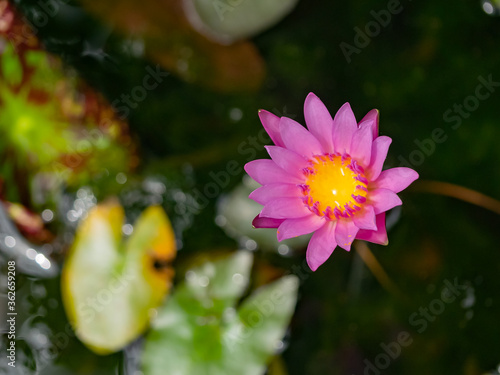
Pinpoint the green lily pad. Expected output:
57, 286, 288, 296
187, 0, 299, 44
61, 201, 176, 355
142, 251, 299, 375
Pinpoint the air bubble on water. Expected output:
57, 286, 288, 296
278, 244, 290, 256
5, 235, 16, 248
116, 172, 127, 184
232, 273, 245, 285
26, 248, 37, 260
229, 108, 243, 122
186, 270, 196, 282
41, 209, 54, 222
215, 215, 227, 227
122, 224, 133, 236
198, 276, 209, 287
244, 239, 257, 251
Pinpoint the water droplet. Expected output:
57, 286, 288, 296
482, 0, 500, 15
26, 248, 37, 260
5, 236, 16, 248
244, 239, 257, 251
41, 209, 54, 222
74, 198, 86, 211
483, 2, 493, 13
122, 224, 133, 236
129, 39, 145, 57
35, 254, 51, 270
198, 276, 210, 287
77, 188, 88, 199
223, 307, 236, 320
215, 215, 227, 227
173, 191, 186, 202
232, 273, 245, 285
229, 108, 243, 122
186, 270, 196, 282
116, 172, 127, 184
278, 244, 290, 255
67, 210, 79, 222
143, 179, 166, 194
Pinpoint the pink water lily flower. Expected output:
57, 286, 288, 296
244, 93, 418, 271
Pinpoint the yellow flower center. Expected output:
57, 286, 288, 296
302, 154, 367, 220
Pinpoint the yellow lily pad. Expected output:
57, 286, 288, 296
61, 200, 176, 354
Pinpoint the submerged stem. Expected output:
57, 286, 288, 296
354, 240, 404, 299
412, 180, 500, 216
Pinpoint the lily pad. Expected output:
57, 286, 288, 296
61, 201, 176, 354
142, 251, 299, 375
186, 0, 299, 44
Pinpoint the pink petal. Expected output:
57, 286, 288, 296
335, 219, 359, 251
356, 213, 388, 245
258, 110, 284, 147
249, 183, 302, 205
371, 168, 419, 193
350, 123, 373, 167
252, 214, 284, 229
265, 146, 308, 179
306, 221, 337, 271
304, 93, 334, 152
332, 102, 358, 155
244, 160, 302, 185
352, 205, 377, 230
260, 197, 311, 219
277, 214, 325, 241
366, 136, 392, 181
358, 109, 379, 139
368, 188, 402, 214
279, 117, 324, 158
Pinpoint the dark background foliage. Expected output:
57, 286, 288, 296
2, 0, 500, 373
